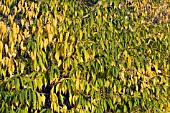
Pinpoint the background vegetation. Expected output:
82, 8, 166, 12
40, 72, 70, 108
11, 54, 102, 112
0, 0, 170, 112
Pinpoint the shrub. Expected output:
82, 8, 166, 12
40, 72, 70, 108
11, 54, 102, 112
0, 0, 170, 112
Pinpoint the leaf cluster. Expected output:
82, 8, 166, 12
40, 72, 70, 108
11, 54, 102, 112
0, 0, 170, 112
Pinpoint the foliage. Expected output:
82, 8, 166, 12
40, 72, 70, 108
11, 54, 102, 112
0, 0, 170, 112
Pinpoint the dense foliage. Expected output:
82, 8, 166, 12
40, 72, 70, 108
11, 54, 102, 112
0, 0, 170, 112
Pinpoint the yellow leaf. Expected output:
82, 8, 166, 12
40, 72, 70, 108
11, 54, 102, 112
30, 2, 35, 9
86, 83, 90, 94
134, 76, 138, 84
154, 62, 158, 74
58, 60, 62, 67
21, 19, 25, 26
31, 50, 36, 60
80, 81, 85, 91
23, 29, 28, 38
128, 55, 131, 67
9, 15, 14, 23
59, 32, 63, 42
117, 97, 121, 103
32, 25, 36, 32
69, 93, 72, 106
67, 19, 72, 25
0, 22, 7, 33
55, 83, 61, 93
76, 79, 79, 90
103, 2, 108, 8
97, 9, 101, 16
114, 84, 116, 94
58, 26, 62, 33
20, 62, 25, 73
123, 50, 128, 58
103, 14, 107, 22
40, 61, 46, 72
43, 39, 49, 50
53, 101, 58, 112
41, 94, 45, 105
104, 80, 110, 87
4, 44, 8, 55
12, 22, 17, 36
79, 30, 83, 40
46, 24, 51, 33
142, 0, 147, 6
146, 65, 152, 76
113, 97, 116, 104
16, 24, 19, 34
111, 61, 116, 66
0, 41, 3, 62
92, 105, 95, 113
48, 33, 53, 42
55, 51, 60, 62
0, 41, 3, 52
13, 6, 17, 15
17, 34, 22, 44
100, 40, 105, 50
11, 41, 15, 53
53, 18, 57, 27
70, 35, 75, 44
64, 41, 68, 57
50, 87, 55, 101
20, 41, 26, 51
67, 44, 73, 57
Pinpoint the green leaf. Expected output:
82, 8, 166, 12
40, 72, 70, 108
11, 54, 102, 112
33, 79, 37, 90
37, 93, 41, 110
134, 92, 138, 98
97, 107, 103, 113
103, 99, 107, 111
10, 109, 15, 113
59, 93, 64, 105
20, 62, 25, 73
107, 99, 113, 109
155, 86, 160, 96
128, 100, 132, 110
67, 80, 71, 93
124, 105, 127, 112
15, 78, 20, 90
22, 106, 28, 113
32, 92, 37, 109
37, 77, 43, 90
40, 109, 48, 113
20, 90, 26, 104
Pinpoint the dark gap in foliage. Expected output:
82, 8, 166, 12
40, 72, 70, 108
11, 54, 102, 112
80, 0, 98, 7
41, 84, 52, 109
58, 91, 75, 110
37, 83, 75, 110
